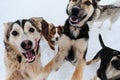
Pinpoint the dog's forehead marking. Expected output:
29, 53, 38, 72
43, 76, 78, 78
12, 19, 27, 30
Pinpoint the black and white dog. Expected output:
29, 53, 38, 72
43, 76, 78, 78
87, 34, 120, 80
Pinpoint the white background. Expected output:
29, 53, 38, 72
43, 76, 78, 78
0, 0, 120, 80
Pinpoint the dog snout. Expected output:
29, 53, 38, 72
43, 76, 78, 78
56, 37, 59, 41
21, 40, 33, 50
71, 7, 80, 16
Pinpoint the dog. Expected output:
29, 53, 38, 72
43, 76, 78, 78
42, 23, 63, 51
3, 17, 47, 80
87, 34, 120, 80
90, 0, 120, 30
36, 0, 99, 80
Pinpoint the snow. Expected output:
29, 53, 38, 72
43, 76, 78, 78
0, 0, 120, 80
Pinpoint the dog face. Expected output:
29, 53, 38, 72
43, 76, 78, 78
48, 24, 63, 45
4, 17, 43, 63
67, 0, 98, 27
111, 51, 120, 70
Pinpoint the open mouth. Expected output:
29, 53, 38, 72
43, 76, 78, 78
22, 50, 35, 63
22, 39, 39, 63
69, 15, 87, 24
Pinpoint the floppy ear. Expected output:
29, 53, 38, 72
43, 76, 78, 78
30, 17, 43, 30
59, 25, 64, 32
48, 23, 54, 31
3, 22, 12, 41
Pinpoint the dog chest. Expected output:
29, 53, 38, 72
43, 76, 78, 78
65, 46, 76, 63
63, 20, 89, 40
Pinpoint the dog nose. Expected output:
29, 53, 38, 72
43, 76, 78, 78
21, 40, 32, 50
56, 37, 59, 41
71, 7, 80, 16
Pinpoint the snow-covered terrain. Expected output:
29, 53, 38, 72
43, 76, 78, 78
0, 0, 120, 80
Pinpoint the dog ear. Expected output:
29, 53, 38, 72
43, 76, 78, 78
40, 19, 49, 40
30, 17, 43, 30
59, 25, 64, 32
48, 23, 54, 30
3, 22, 13, 41
30, 17, 43, 23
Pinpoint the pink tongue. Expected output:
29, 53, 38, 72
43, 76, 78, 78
26, 52, 33, 60
71, 17, 78, 21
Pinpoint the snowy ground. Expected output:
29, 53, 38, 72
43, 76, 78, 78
0, 0, 120, 80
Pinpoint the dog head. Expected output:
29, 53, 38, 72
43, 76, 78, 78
4, 17, 43, 63
66, 0, 98, 27
48, 24, 63, 45
111, 51, 120, 70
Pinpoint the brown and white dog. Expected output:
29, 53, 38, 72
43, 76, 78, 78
36, 0, 99, 80
3, 17, 47, 80
42, 23, 63, 51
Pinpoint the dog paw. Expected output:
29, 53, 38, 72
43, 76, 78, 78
86, 60, 92, 65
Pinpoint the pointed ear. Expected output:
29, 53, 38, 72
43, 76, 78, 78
30, 17, 43, 30
3, 22, 13, 41
48, 23, 54, 30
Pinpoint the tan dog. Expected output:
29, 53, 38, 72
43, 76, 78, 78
36, 0, 99, 80
4, 17, 45, 80
42, 23, 63, 50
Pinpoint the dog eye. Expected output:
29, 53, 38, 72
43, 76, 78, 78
12, 31, 19, 36
84, 1, 91, 6
29, 28, 35, 33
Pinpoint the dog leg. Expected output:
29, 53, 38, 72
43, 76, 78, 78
6, 70, 24, 80
35, 49, 67, 80
71, 59, 85, 80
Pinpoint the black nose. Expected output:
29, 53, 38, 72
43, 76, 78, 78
71, 7, 80, 16
21, 40, 32, 50
56, 37, 59, 41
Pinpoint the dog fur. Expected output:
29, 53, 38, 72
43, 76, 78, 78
87, 34, 120, 80
90, 0, 120, 30
42, 23, 63, 50
36, 0, 99, 80
4, 17, 45, 80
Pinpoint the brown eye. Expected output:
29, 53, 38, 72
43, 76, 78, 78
29, 28, 34, 33
84, 1, 91, 6
12, 31, 19, 36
